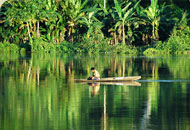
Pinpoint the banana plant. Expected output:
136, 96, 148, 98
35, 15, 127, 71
98, 4, 119, 44
46, 13, 66, 43
114, 0, 140, 45
144, 0, 165, 41
79, 6, 103, 38
4, 0, 38, 42
3, 0, 32, 42
60, 0, 88, 43
27, 0, 58, 40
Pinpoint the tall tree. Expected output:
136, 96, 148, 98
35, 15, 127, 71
60, 0, 88, 43
79, 6, 103, 38
144, 0, 165, 41
114, 0, 140, 45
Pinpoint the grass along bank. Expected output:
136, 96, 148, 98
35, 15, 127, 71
0, 37, 138, 54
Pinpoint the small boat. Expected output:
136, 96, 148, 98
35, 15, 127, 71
78, 81, 141, 86
75, 76, 141, 82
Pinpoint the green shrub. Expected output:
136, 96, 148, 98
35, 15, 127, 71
74, 34, 109, 53
2, 42, 10, 52
56, 42, 74, 53
110, 44, 137, 54
165, 26, 190, 54
160, 12, 190, 54
74, 34, 137, 54
30, 38, 45, 52
20, 48, 26, 54
30, 38, 56, 53
9, 44, 19, 53
0, 42, 5, 52
0, 42, 19, 53
143, 25, 190, 54
143, 48, 159, 55
30, 38, 73, 53
153, 25, 190, 54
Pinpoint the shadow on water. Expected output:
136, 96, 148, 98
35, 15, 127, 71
1, 54, 190, 130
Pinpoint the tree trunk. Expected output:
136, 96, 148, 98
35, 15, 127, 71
118, 26, 121, 42
37, 21, 40, 38
27, 21, 32, 43
155, 24, 159, 40
68, 27, 74, 44
128, 25, 132, 44
122, 23, 125, 45
152, 23, 155, 41
33, 22, 36, 33
114, 31, 118, 45
104, 0, 106, 9
60, 31, 65, 42
56, 30, 59, 43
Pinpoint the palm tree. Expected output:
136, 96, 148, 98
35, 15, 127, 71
113, 0, 140, 45
144, 0, 165, 41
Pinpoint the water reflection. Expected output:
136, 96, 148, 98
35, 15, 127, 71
88, 83, 100, 96
0, 54, 190, 130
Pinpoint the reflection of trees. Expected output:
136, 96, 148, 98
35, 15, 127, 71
0, 54, 190, 129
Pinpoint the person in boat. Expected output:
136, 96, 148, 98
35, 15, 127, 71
88, 67, 100, 80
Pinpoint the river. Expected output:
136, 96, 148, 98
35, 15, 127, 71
0, 54, 190, 130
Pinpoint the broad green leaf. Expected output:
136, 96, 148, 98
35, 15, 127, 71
114, 0, 122, 19
114, 21, 122, 29
122, 2, 131, 12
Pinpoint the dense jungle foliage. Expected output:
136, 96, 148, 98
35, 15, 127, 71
0, 0, 190, 54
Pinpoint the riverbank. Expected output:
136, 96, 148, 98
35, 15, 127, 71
1, 15, 190, 55
0, 0, 189, 55
1, 25, 190, 55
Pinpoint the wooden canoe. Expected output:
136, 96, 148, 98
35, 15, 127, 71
75, 76, 141, 82
77, 81, 141, 86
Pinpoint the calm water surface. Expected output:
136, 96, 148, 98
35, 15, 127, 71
0, 54, 190, 130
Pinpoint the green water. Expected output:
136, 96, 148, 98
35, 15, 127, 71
0, 54, 190, 130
